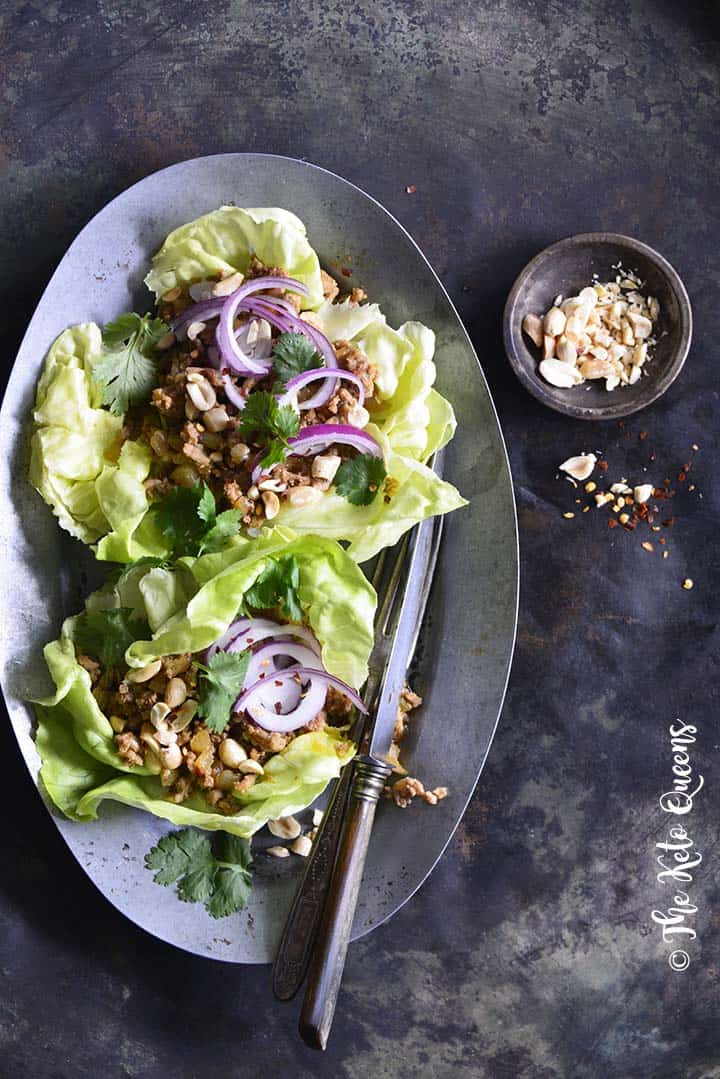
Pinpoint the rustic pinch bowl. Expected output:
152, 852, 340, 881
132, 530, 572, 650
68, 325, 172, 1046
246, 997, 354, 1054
503, 233, 692, 420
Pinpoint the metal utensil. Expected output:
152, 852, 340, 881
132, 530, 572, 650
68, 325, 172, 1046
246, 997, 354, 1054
272, 454, 445, 1003
297, 492, 445, 1048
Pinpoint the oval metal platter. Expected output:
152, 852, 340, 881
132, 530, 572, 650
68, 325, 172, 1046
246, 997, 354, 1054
0, 154, 518, 963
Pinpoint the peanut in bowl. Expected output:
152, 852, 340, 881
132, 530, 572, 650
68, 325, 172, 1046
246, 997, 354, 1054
503, 232, 692, 420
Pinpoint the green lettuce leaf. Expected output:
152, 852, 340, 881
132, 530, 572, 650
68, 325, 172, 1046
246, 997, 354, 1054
72, 729, 354, 838
273, 425, 465, 564
33, 535, 373, 835
31, 212, 465, 565
144, 206, 324, 309
126, 531, 376, 690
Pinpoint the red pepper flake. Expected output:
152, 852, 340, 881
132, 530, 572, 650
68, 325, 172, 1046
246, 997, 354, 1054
623, 520, 637, 531
659, 536, 667, 545
639, 430, 648, 441
663, 517, 674, 527
598, 461, 609, 472
341, 267, 352, 277
664, 478, 671, 486
274, 680, 284, 687
405, 184, 417, 194
608, 518, 618, 529
274, 702, 283, 714
678, 472, 687, 482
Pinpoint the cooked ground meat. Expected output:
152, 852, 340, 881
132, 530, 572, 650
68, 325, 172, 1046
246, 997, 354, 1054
87, 638, 351, 814
122, 262, 381, 523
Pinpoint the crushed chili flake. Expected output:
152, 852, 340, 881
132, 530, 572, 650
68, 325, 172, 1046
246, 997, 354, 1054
405, 184, 417, 194
608, 518, 618, 528
598, 461, 609, 472
663, 517, 674, 527
639, 430, 648, 441
678, 472, 687, 482
341, 267, 352, 277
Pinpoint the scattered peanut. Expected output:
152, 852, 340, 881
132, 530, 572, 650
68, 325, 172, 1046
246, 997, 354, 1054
268, 816, 302, 840
126, 659, 162, 684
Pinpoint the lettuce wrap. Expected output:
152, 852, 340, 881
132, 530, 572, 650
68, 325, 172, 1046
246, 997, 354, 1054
30, 206, 465, 564
34, 533, 375, 837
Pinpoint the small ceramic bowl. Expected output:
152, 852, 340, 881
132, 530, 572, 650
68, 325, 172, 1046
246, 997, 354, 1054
503, 233, 692, 419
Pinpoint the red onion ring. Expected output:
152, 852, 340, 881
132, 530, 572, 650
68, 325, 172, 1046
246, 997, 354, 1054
288, 423, 382, 458
245, 641, 319, 686
233, 665, 365, 733
251, 423, 382, 485
278, 368, 366, 411
221, 372, 249, 412
217, 277, 308, 375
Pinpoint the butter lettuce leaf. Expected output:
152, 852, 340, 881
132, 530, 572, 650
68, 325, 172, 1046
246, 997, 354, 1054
33, 535, 373, 835
144, 206, 324, 309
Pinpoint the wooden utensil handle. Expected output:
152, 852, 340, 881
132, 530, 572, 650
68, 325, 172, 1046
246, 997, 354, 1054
272, 762, 354, 1001
299, 756, 391, 1050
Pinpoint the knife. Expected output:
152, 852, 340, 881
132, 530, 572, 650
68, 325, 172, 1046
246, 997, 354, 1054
271, 452, 445, 1005
297, 471, 445, 1048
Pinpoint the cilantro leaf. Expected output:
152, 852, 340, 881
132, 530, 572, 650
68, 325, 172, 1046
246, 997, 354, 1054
93, 312, 169, 414
152, 483, 241, 558
334, 453, 388, 505
145, 828, 253, 919
272, 332, 323, 387
153, 486, 209, 557
74, 607, 150, 669
197, 483, 217, 524
197, 650, 251, 734
145, 828, 210, 885
242, 555, 303, 621
236, 390, 300, 469
198, 509, 243, 555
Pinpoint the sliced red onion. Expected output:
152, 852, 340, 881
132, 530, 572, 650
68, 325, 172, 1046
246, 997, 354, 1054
228, 623, 321, 657
278, 368, 365, 411
221, 373, 249, 412
234, 667, 327, 733
217, 277, 308, 376
288, 424, 382, 458
287, 667, 367, 713
233, 664, 366, 733
245, 641, 320, 686
172, 298, 225, 338
242, 296, 338, 370
205, 618, 253, 662
251, 423, 382, 485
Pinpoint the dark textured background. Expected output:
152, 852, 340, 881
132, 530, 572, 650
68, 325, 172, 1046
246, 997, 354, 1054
1, 3, 719, 1077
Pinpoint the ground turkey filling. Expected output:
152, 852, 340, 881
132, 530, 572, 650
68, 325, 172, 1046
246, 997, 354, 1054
125, 260, 380, 523
77, 646, 354, 814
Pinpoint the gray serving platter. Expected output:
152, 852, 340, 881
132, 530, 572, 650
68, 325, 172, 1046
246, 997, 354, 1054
0, 154, 518, 963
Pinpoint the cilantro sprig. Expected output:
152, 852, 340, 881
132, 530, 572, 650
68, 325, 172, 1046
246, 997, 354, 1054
74, 607, 150, 669
272, 332, 323, 388
242, 555, 303, 621
145, 828, 253, 919
93, 312, 169, 414
152, 483, 241, 559
334, 453, 387, 505
196, 651, 251, 734
236, 391, 300, 469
